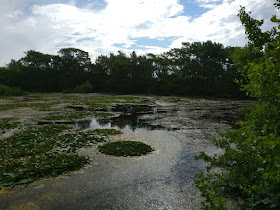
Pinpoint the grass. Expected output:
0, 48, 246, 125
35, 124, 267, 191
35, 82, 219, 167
0, 125, 122, 189
98, 141, 154, 157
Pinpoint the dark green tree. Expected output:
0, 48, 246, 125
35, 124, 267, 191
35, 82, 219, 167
58, 48, 92, 90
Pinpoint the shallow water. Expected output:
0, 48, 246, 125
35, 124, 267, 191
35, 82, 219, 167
0, 128, 18, 139
0, 96, 253, 209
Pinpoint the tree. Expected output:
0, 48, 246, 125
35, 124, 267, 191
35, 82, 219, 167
58, 48, 92, 90
195, 1, 280, 209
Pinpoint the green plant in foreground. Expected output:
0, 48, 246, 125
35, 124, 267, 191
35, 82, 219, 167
98, 141, 154, 157
195, 1, 280, 209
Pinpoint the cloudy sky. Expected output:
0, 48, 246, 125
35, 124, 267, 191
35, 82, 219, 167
1, 0, 278, 66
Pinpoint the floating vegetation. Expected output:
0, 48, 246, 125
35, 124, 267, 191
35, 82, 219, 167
0, 95, 148, 112
73, 96, 149, 109
90, 128, 122, 136
0, 118, 20, 130
0, 94, 151, 189
41, 111, 114, 121
98, 141, 154, 157
0, 102, 59, 111
0, 124, 122, 189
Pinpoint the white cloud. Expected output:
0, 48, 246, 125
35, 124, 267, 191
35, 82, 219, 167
0, 0, 278, 65
170, 0, 278, 48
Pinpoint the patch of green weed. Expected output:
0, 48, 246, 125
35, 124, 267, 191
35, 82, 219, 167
98, 141, 154, 157
0, 118, 20, 130
73, 96, 149, 109
41, 111, 113, 121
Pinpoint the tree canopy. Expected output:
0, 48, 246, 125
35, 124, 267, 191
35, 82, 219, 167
0, 42, 243, 97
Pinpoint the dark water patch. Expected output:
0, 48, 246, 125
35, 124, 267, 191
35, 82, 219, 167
38, 104, 174, 131
75, 104, 174, 131
75, 115, 175, 131
66, 105, 89, 111
110, 104, 155, 114
38, 120, 73, 125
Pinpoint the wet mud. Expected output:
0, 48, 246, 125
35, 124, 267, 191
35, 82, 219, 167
0, 95, 254, 210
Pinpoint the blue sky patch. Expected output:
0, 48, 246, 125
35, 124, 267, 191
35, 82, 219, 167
180, 0, 210, 19
127, 37, 179, 50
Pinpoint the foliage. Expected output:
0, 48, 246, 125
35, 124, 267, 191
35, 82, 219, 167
72, 81, 93, 93
195, 1, 280, 209
0, 84, 26, 96
98, 141, 154, 157
0, 42, 243, 97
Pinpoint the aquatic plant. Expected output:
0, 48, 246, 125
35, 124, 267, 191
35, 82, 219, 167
41, 111, 114, 121
98, 141, 154, 157
0, 125, 122, 189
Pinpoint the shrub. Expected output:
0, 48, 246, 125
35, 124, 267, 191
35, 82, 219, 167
73, 81, 93, 93
195, 1, 280, 209
0, 84, 26, 96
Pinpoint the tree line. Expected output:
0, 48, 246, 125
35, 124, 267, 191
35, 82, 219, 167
0, 41, 244, 97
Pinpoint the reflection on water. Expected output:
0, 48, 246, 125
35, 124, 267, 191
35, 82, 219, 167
75, 115, 174, 131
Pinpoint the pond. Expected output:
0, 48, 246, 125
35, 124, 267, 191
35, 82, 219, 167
0, 94, 254, 210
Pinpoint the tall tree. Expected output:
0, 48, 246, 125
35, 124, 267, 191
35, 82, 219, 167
58, 48, 92, 90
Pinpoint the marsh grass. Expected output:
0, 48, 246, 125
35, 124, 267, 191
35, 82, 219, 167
98, 141, 154, 157
0, 124, 122, 189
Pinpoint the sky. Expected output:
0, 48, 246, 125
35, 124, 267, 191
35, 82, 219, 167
0, 0, 278, 66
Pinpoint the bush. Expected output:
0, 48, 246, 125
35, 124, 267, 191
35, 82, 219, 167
63, 81, 93, 94
195, 1, 280, 209
74, 81, 93, 93
0, 84, 26, 96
